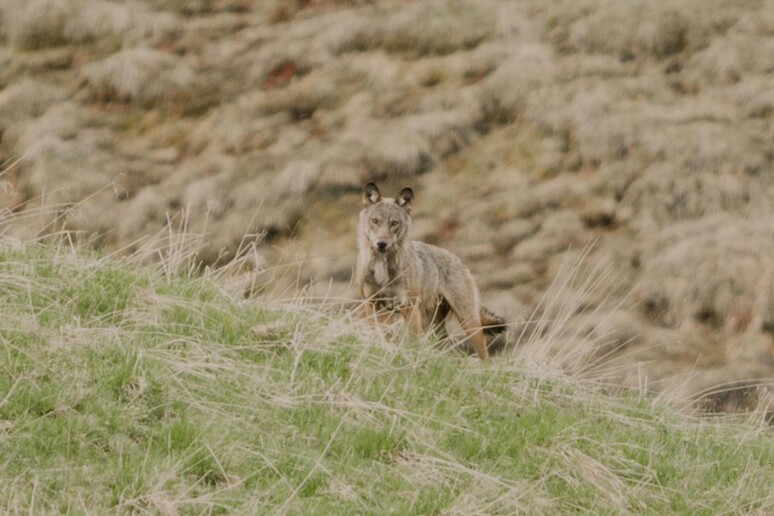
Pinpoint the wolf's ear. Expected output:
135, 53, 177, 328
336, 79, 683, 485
364, 182, 381, 204
397, 187, 414, 210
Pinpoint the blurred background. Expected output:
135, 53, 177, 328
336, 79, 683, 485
0, 0, 772, 413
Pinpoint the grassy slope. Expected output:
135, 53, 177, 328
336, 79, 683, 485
1, 238, 774, 514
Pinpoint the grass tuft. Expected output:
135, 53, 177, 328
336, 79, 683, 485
1, 236, 774, 513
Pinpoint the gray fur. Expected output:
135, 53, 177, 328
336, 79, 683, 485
355, 183, 505, 359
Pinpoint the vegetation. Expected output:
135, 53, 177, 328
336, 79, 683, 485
1, 0, 773, 418
2, 237, 774, 513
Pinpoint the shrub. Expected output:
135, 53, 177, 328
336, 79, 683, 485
82, 48, 195, 108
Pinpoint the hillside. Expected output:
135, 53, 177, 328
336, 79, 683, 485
1, 0, 773, 406
2, 237, 774, 513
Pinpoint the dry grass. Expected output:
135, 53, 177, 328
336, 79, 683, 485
82, 48, 197, 108
0, 79, 66, 127
552, 0, 735, 59
0, 0, 133, 49
339, 0, 498, 57
2, 0, 774, 408
2, 235, 774, 513
640, 215, 774, 334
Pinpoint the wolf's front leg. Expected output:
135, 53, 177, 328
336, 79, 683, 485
360, 301, 404, 341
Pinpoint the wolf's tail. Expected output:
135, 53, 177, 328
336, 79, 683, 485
480, 307, 507, 336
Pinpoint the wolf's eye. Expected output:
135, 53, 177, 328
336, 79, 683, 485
390, 220, 400, 228
370, 218, 379, 225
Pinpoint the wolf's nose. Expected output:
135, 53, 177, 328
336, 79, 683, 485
376, 241, 387, 252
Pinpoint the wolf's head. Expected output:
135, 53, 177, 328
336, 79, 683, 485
358, 182, 414, 254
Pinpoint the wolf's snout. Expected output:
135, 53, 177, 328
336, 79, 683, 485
376, 241, 388, 252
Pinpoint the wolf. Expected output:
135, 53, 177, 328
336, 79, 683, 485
355, 182, 506, 360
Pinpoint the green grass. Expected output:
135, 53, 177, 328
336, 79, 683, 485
1, 238, 774, 514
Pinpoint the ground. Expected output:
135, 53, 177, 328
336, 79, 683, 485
1, 0, 773, 409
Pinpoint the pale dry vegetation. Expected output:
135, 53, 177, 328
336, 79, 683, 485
1, 0, 773, 407
82, 48, 197, 107
641, 215, 774, 333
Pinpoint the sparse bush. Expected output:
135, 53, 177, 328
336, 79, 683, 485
0, 0, 75, 49
684, 34, 774, 87
0, 0, 133, 49
340, 0, 497, 56
539, 84, 642, 166
328, 105, 482, 181
144, 0, 213, 15
567, 5, 688, 59
733, 76, 774, 119
257, 64, 361, 118
625, 161, 749, 225
479, 47, 556, 124
511, 210, 586, 262
82, 47, 195, 108
15, 102, 83, 152
542, 0, 737, 60
639, 215, 774, 333
188, 86, 286, 154
625, 122, 772, 224
0, 80, 67, 130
